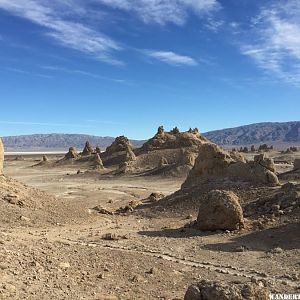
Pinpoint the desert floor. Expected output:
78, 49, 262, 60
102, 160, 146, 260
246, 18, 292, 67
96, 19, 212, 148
1, 154, 299, 299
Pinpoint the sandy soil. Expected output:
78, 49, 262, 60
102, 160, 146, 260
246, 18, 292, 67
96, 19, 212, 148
1, 154, 299, 299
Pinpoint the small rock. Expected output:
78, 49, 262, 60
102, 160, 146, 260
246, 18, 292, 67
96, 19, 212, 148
131, 275, 143, 283
93, 206, 114, 215
146, 267, 156, 275
102, 233, 119, 241
270, 247, 283, 254
20, 216, 30, 222
59, 262, 70, 269
235, 245, 248, 252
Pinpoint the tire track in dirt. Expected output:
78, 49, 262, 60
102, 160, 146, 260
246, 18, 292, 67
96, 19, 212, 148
63, 237, 298, 289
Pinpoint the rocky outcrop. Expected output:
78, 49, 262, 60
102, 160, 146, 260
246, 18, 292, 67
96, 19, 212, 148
64, 147, 79, 160
0, 138, 4, 175
125, 147, 136, 162
138, 126, 208, 153
294, 158, 300, 170
93, 153, 104, 170
82, 141, 94, 156
183, 143, 279, 188
184, 280, 269, 300
158, 157, 168, 167
197, 190, 244, 231
115, 162, 134, 175
95, 146, 101, 154
244, 182, 300, 219
129, 127, 208, 176
101, 136, 136, 166
179, 148, 197, 167
254, 154, 275, 172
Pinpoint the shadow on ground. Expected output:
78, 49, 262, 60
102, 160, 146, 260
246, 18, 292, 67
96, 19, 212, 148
138, 226, 218, 238
138, 223, 300, 252
202, 223, 300, 252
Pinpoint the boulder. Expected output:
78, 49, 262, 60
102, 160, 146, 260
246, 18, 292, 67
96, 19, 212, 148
147, 192, 165, 202
294, 159, 300, 170
0, 138, 4, 175
64, 147, 79, 160
197, 190, 244, 231
82, 141, 94, 156
184, 280, 269, 300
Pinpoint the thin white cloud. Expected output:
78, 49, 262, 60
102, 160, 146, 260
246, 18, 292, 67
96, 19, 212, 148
145, 50, 198, 66
41, 65, 126, 83
95, 0, 220, 26
5, 67, 53, 79
0, 0, 123, 65
241, 0, 300, 86
0, 121, 93, 128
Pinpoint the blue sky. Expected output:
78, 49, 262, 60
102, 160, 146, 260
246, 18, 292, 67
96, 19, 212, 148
0, 0, 299, 139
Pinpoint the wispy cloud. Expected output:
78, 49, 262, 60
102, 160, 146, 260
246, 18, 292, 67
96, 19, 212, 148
41, 65, 126, 83
145, 50, 198, 66
5, 67, 52, 79
240, 0, 300, 86
94, 0, 220, 26
0, 120, 93, 128
0, 0, 123, 65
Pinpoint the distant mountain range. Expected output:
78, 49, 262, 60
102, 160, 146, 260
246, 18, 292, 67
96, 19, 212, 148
2, 134, 145, 152
203, 121, 300, 147
2, 121, 300, 152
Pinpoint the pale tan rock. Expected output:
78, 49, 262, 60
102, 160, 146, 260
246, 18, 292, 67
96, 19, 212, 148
0, 138, 4, 175
294, 158, 300, 170
65, 147, 79, 160
82, 141, 93, 156
183, 143, 279, 188
197, 190, 244, 231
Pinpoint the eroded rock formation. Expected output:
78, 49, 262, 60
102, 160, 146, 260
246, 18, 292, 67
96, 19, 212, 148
64, 147, 79, 160
294, 158, 300, 170
0, 138, 4, 175
101, 136, 136, 166
82, 141, 94, 156
93, 153, 104, 169
139, 126, 208, 153
183, 143, 279, 188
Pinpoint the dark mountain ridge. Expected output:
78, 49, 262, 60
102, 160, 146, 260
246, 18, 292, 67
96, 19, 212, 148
203, 121, 300, 146
2, 121, 300, 151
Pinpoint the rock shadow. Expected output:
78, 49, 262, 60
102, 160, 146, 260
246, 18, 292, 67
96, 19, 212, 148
203, 223, 300, 252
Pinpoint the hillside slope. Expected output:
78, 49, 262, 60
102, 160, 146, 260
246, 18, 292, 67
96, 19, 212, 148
2, 134, 144, 151
203, 121, 300, 146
